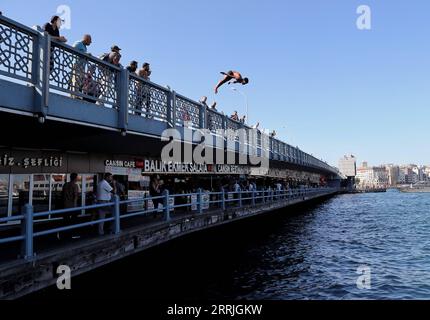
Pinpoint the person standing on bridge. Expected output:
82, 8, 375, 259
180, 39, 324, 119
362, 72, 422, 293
58, 173, 80, 240
96, 173, 114, 236
43, 15, 67, 73
136, 62, 152, 116
214, 71, 249, 94
43, 15, 67, 43
71, 34, 92, 99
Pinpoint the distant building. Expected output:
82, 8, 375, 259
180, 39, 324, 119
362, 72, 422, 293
386, 165, 399, 187
338, 155, 357, 177
356, 162, 388, 189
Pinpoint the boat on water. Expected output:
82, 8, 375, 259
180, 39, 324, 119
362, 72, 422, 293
399, 182, 430, 193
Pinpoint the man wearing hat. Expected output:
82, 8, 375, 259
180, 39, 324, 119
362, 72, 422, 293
111, 45, 121, 53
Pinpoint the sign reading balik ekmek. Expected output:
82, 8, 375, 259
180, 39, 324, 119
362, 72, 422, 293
0, 154, 63, 168
143, 160, 251, 175
104, 159, 253, 175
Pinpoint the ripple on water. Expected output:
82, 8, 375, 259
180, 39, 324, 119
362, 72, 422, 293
230, 191, 430, 300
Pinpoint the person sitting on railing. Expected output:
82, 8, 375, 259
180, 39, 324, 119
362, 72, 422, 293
199, 96, 208, 107
252, 122, 260, 130
214, 70, 249, 94
70, 34, 92, 99
230, 111, 239, 121
210, 101, 218, 111
136, 62, 152, 117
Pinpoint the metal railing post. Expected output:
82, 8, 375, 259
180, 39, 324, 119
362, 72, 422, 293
170, 90, 177, 128
252, 190, 256, 206
21, 204, 34, 261
163, 190, 171, 221
221, 189, 226, 211
113, 195, 121, 235
239, 190, 242, 208
199, 103, 207, 129
118, 68, 129, 131
167, 89, 176, 128
197, 188, 203, 214
33, 32, 50, 116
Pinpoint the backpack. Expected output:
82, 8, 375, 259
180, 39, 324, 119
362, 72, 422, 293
99, 52, 110, 62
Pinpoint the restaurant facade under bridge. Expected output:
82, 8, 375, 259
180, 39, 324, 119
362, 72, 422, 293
0, 147, 330, 222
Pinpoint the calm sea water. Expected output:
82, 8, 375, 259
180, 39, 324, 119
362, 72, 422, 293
31, 190, 430, 300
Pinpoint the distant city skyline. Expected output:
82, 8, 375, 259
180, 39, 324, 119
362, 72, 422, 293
2, 0, 429, 166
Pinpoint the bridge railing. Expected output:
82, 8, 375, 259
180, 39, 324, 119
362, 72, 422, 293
49, 40, 122, 108
128, 73, 170, 122
175, 93, 202, 129
0, 15, 39, 84
0, 14, 339, 175
0, 187, 338, 262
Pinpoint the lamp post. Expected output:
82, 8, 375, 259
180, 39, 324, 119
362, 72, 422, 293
231, 87, 249, 124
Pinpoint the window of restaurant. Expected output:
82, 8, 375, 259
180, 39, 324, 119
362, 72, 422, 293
0, 173, 96, 223
11, 174, 31, 217
0, 174, 10, 218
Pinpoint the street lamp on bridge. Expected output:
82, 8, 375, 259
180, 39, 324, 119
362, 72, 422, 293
231, 87, 249, 124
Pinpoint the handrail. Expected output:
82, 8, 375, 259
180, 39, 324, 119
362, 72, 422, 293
0, 187, 339, 262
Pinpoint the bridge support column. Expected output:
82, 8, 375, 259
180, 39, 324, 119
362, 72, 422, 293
32, 32, 50, 119
118, 69, 129, 133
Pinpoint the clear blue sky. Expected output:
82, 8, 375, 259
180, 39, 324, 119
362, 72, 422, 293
2, 0, 430, 167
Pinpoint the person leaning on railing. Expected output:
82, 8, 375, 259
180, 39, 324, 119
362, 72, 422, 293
136, 62, 152, 117
98, 51, 122, 105
70, 34, 92, 99
43, 15, 67, 72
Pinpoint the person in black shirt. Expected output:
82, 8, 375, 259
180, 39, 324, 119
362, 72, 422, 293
43, 15, 67, 42
126, 60, 138, 74
44, 16, 67, 73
